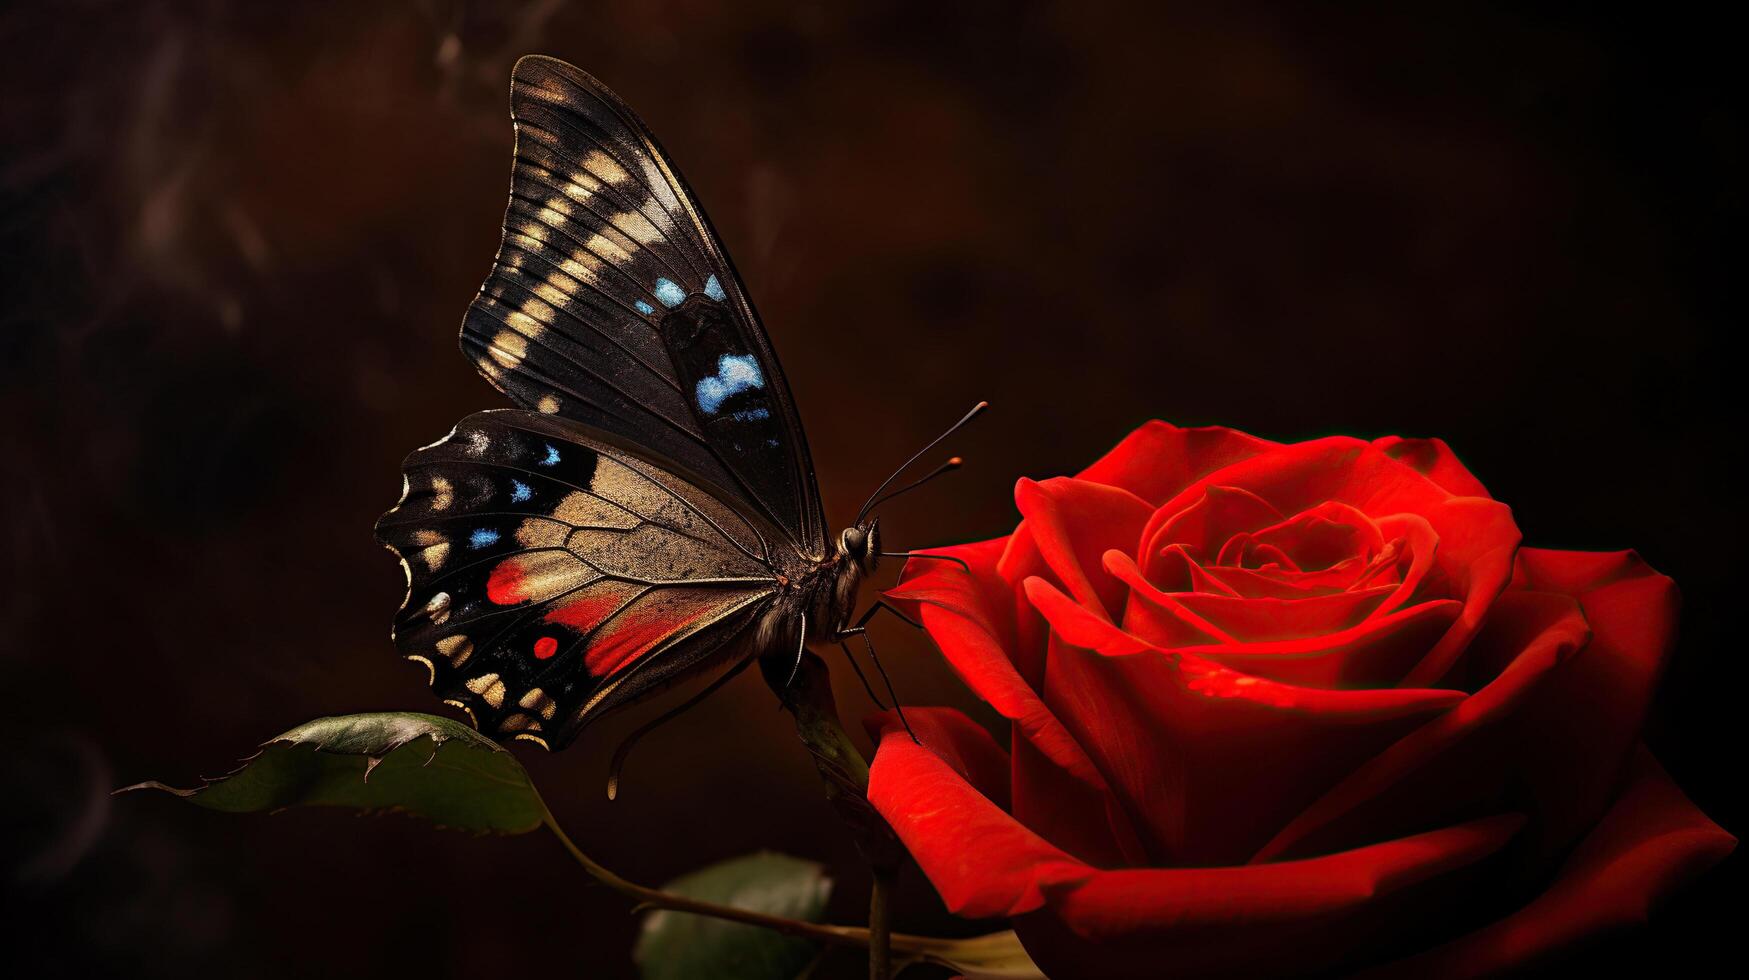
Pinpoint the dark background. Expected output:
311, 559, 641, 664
2, 2, 1739, 977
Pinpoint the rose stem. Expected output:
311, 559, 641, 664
543, 801, 1035, 975
760, 649, 908, 980
539, 805, 913, 952
869, 864, 895, 980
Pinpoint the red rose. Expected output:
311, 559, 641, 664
869, 422, 1733, 978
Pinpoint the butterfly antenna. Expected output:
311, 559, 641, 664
856, 401, 988, 524
862, 457, 962, 515
606, 658, 752, 800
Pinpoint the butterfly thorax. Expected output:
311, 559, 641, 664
794, 518, 881, 640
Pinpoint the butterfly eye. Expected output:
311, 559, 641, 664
840, 527, 867, 558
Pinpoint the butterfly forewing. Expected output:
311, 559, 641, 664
463, 54, 826, 559
376, 410, 797, 748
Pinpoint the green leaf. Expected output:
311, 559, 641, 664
635, 852, 833, 980
121, 712, 545, 834
910, 930, 1046, 979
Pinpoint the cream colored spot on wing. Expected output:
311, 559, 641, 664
552, 490, 640, 529
500, 713, 542, 733
423, 591, 452, 625
580, 231, 634, 264
436, 634, 474, 668
521, 293, 556, 323
422, 541, 451, 571
489, 330, 528, 369
563, 176, 597, 204
406, 655, 436, 684
588, 457, 670, 520
430, 476, 454, 511
506, 311, 544, 337
537, 201, 571, 226
443, 699, 479, 727
514, 517, 569, 548
491, 551, 595, 603
559, 250, 604, 284
465, 673, 506, 709
533, 279, 570, 309
581, 149, 630, 185
610, 210, 663, 246
588, 458, 725, 542
537, 394, 561, 414
519, 688, 558, 721
571, 523, 763, 581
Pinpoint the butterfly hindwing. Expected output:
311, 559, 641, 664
462, 54, 826, 560
376, 410, 796, 748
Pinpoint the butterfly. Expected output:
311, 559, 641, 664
376, 55, 976, 755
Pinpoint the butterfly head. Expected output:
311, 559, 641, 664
838, 519, 882, 574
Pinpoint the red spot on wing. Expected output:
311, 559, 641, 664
487, 559, 529, 605
532, 636, 559, 660
581, 588, 764, 678
544, 580, 644, 633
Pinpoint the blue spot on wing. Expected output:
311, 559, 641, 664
695, 354, 766, 415
703, 274, 725, 301
509, 479, 532, 503
469, 528, 500, 549
730, 408, 771, 422
634, 300, 655, 316
539, 444, 561, 467
653, 278, 686, 308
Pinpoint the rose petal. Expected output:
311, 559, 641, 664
1141, 485, 1283, 581
1016, 813, 1525, 980
1501, 549, 1682, 854
1198, 562, 1356, 599
886, 537, 1148, 865
886, 539, 1084, 785
1370, 513, 1440, 617
1180, 598, 1463, 689
865, 707, 1012, 809
1075, 420, 1278, 506
1373, 435, 1492, 499
866, 721, 1091, 917
1359, 748, 1735, 979
1026, 577, 1463, 865
1106, 550, 1234, 647
1247, 501, 1386, 572
1014, 476, 1154, 622
1134, 438, 1520, 689
1251, 588, 1590, 862
1164, 586, 1397, 644
1147, 542, 1242, 596
1398, 497, 1521, 687
994, 524, 1051, 688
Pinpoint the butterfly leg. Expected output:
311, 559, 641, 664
846, 599, 923, 632
782, 614, 809, 689
837, 642, 890, 711
830, 622, 919, 747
